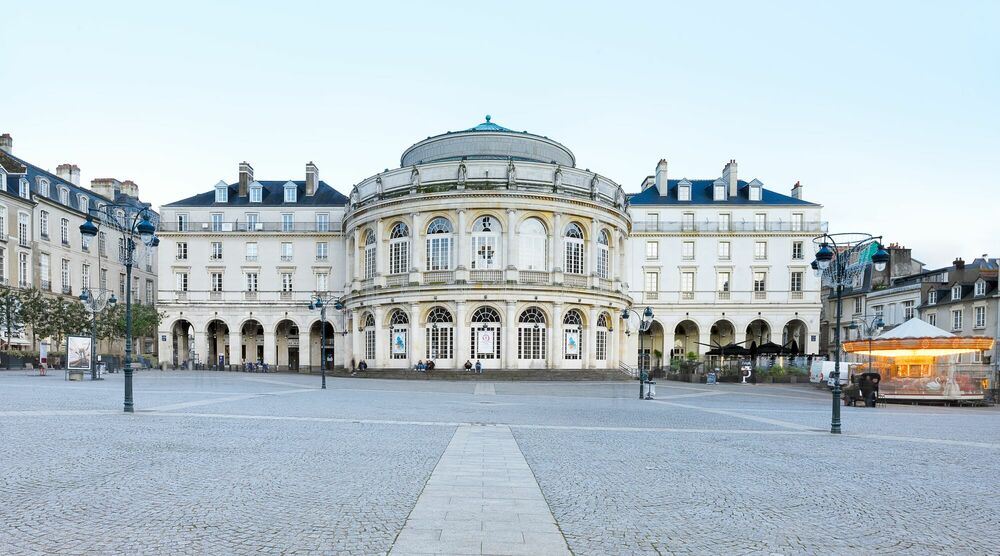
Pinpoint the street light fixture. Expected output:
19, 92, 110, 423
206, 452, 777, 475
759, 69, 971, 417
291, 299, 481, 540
80, 205, 159, 413
621, 306, 654, 399
848, 314, 885, 377
812, 233, 885, 434
307, 294, 344, 389
79, 288, 116, 380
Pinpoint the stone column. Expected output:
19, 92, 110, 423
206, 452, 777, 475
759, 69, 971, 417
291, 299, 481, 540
409, 303, 421, 367
505, 302, 517, 369
352, 228, 361, 285
590, 218, 600, 284
374, 305, 386, 368
455, 301, 468, 368
455, 210, 468, 283
300, 323, 312, 370
551, 303, 563, 369
375, 219, 386, 287
411, 213, 424, 284
588, 306, 599, 369
263, 326, 277, 367
350, 310, 362, 367
615, 228, 626, 291
552, 213, 563, 272
191, 329, 205, 367
506, 209, 517, 270
344, 230, 354, 289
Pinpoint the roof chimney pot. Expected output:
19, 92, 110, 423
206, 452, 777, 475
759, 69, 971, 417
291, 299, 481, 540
238, 162, 253, 197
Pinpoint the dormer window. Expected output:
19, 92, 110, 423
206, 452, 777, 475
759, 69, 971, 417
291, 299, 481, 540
284, 183, 297, 203
974, 280, 986, 296
38, 178, 50, 197
713, 182, 726, 201
249, 184, 262, 203
79, 195, 89, 214
678, 181, 691, 201
19, 179, 29, 199
58, 187, 69, 205
928, 290, 937, 304
748, 179, 763, 201
215, 183, 228, 203
951, 285, 962, 301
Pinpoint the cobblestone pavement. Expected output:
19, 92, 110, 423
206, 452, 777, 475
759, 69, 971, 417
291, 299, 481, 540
2, 370, 999, 554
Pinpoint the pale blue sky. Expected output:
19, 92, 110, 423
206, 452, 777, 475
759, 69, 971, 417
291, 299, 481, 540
3, 1, 996, 267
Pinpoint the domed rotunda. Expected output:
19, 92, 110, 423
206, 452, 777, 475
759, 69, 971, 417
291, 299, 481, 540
342, 117, 632, 370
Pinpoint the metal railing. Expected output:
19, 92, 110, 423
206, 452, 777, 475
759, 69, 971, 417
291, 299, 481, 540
633, 220, 828, 233
423, 271, 453, 284
160, 221, 344, 233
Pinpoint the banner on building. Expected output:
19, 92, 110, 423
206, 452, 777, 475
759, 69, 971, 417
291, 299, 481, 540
565, 330, 580, 356
68, 336, 93, 370
477, 329, 494, 356
392, 330, 407, 354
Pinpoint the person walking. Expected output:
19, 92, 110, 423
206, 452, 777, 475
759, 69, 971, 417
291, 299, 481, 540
475, 359, 482, 374
351, 358, 356, 373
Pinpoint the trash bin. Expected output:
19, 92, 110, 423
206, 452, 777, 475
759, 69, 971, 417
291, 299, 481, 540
645, 380, 656, 399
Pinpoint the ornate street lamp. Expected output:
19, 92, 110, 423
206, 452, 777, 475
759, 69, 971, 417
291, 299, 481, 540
621, 306, 654, 399
812, 233, 887, 433
308, 294, 344, 389
79, 288, 116, 380
848, 313, 885, 377
80, 206, 159, 413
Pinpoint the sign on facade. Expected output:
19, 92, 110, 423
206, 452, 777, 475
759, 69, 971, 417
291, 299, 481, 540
565, 331, 580, 357
477, 329, 494, 356
67, 336, 93, 370
392, 330, 407, 354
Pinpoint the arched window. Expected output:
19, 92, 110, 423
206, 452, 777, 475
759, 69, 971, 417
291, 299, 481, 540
519, 218, 547, 271
389, 309, 409, 360
425, 306, 454, 360
518, 307, 546, 360
564, 223, 585, 275
389, 222, 410, 275
471, 215, 501, 270
425, 217, 453, 271
596, 313, 609, 361
471, 306, 502, 360
563, 309, 584, 360
597, 230, 610, 279
364, 229, 377, 279
362, 313, 376, 361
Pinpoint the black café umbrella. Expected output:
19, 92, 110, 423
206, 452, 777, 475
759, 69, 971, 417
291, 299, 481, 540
755, 341, 793, 356
705, 343, 751, 357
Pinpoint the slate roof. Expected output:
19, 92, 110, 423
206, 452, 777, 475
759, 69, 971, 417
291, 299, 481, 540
627, 179, 818, 206
163, 180, 348, 207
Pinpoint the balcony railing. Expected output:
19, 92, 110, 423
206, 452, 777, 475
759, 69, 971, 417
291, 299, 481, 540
62, 285, 72, 295
244, 291, 258, 300
423, 271, 453, 285
790, 291, 803, 300
280, 255, 293, 262
470, 270, 503, 283
386, 274, 409, 287
159, 221, 344, 233
636, 290, 819, 304
519, 271, 549, 285
563, 274, 587, 288
279, 291, 293, 300
210, 291, 223, 300
633, 220, 828, 233
681, 291, 694, 300
717, 291, 731, 301
754, 291, 767, 300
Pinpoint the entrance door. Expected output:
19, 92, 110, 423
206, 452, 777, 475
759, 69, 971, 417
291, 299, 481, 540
288, 348, 299, 371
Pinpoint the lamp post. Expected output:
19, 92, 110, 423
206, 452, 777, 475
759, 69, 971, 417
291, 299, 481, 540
308, 294, 344, 389
848, 313, 885, 376
80, 206, 159, 413
79, 288, 116, 380
813, 234, 889, 434
621, 306, 654, 399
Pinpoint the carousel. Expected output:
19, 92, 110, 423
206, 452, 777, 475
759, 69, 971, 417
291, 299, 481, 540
843, 318, 994, 402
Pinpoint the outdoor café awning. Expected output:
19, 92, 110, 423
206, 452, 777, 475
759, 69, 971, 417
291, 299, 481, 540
843, 318, 994, 357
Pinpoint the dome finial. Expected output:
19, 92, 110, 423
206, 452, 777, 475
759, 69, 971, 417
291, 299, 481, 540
485, 114, 491, 123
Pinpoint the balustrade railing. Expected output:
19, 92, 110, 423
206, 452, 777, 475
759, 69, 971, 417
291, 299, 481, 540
633, 220, 828, 233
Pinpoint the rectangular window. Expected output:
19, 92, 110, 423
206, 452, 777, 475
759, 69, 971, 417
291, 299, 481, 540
211, 213, 223, 231
426, 236, 452, 271
718, 213, 730, 232
754, 213, 766, 231
81, 263, 89, 290
426, 326, 454, 359
282, 213, 294, 232
249, 187, 262, 203
648, 213, 659, 228
855, 297, 863, 314
564, 239, 585, 275
749, 185, 762, 201
366, 328, 376, 361
284, 187, 296, 203
754, 241, 767, 260
903, 301, 915, 321
245, 272, 258, 292
281, 242, 293, 262
176, 272, 188, 292
517, 326, 545, 360
681, 271, 695, 297
18, 213, 29, 247
790, 271, 803, 292
713, 183, 726, 201
316, 241, 329, 261
872, 304, 884, 320
119, 273, 126, 297
146, 279, 153, 304
60, 218, 69, 246
365, 240, 377, 278
952, 285, 962, 301
717, 271, 731, 293
282, 272, 293, 292
316, 213, 330, 232
211, 241, 223, 260
316, 272, 328, 292
927, 313, 936, 326
646, 241, 658, 260
645, 271, 658, 292
596, 329, 607, 361
245, 242, 258, 261
98, 231, 106, 256
952, 309, 963, 331
792, 241, 803, 260
975, 306, 986, 329
18, 252, 28, 287
100, 268, 108, 291
390, 238, 410, 274
215, 187, 227, 203
753, 272, 767, 293
682, 241, 695, 260
40, 210, 49, 239
928, 290, 937, 304
975, 281, 986, 296
61, 259, 70, 293
245, 213, 259, 230
682, 212, 695, 231
40, 254, 50, 290
791, 213, 803, 232
718, 241, 730, 260
118, 238, 126, 262
211, 272, 223, 292
177, 213, 188, 232
177, 242, 188, 260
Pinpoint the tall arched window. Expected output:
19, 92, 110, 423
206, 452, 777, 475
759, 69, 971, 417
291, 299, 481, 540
425, 306, 454, 360
389, 222, 410, 275
596, 313, 609, 361
518, 218, 547, 271
425, 217, 453, 271
471, 215, 502, 270
470, 306, 502, 360
362, 313, 376, 361
563, 309, 584, 360
364, 229, 377, 279
518, 307, 546, 360
388, 309, 409, 360
564, 223, 585, 275
597, 230, 610, 279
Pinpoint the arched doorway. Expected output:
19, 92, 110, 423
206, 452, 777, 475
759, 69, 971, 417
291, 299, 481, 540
310, 320, 335, 370
425, 306, 455, 366
673, 320, 700, 359
710, 320, 736, 349
745, 319, 771, 356
562, 309, 585, 364
783, 319, 808, 355
240, 319, 264, 364
170, 319, 193, 367
388, 309, 409, 363
517, 307, 547, 367
643, 320, 665, 371
470, 306, 502, 367
206, 319, 229, 367
275, 320, 299, 370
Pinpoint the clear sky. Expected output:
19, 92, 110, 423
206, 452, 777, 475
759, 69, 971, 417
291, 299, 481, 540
3, 1, 996, 268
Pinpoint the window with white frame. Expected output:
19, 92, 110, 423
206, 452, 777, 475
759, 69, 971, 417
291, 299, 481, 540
753, 271, 767, 294
681, 271, 695, 297
952, 285, 962, 300
928, 290, 937, 304
517, 307, 546, 360
791, 213, 803, 232
682, 241, 695, 260
176, 213, 188, 232
904, 300, 915, 320
678, 182, 690, 201
81, 263, 89, 290
646, 241, 658, 260
211, 213, 223, 231
281, 242, 293, 262
315, 272, 328, 292
245, 272, 258, 292
119, 273, 125, 297
718, 241, 730, 260
40, 210, 49, 239
682, 212, 694, 231
471, 215, 501, 270
855, 297, 863, 314
975, 306, 986, 329
790, 271, 803, 292
927, 313, 936, 326
645, 271, 658, 293
470, 306, 501, 360
754, 241, 767, 260
245, 242, 258, 261
316, 241, 328, 261
952, 309, 963, 330
60, 259, 69, 292
316, 213, 330, 232
58, 187, 68, 205
18, 252, 28, 287
597, 230, 610, 279
363, 313, 376, 360
38, 179, 50, 197
563, 310, 584, 360
975, 280, 986, 296
281, 272, 293, 292
79, 195, 88, 214
425, 217, 453, 271
176, 242, 188, 260
364, 229, 377, 278
245, 213, 259, 230
713, 183, 726, 201
792, 241, 804, 260
0, 248, 4, 283
0, 205, 6, 238
390, 310, 410, 360
215, 184, 228, 203
175, 272, 189, 292
18, 212, 28, 246
249, 184, 262, 203
282, 213, 294, 232
99, 268, 107, 291
60, 218, 69, 245
872, 304, 884, 320
211, 241, 222, 260
595, 313, 609, 361
211, 272, 223, 292
425, 306, 454, 360
717, 271, 731, 293
749, 182, 762, 201
145, 279, 153, 304
518, 218, 547, 270
564, 223, 585, 275
648, 213, 659, 229
718, 213, 731, 232
754, 213, 766, 231
389, 222, 410, 274
284, 184, 296, 203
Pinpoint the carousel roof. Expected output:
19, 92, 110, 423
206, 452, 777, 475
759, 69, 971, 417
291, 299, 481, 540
844, 318, 993, 357
875, 318, 955, 340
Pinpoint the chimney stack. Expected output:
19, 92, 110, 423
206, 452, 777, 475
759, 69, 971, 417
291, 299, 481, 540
653, 159, 668, 197
722, 160, 738, 197
306, 162, 319, 196
56, 163, 81, 186
120, 180, 139, 198
791, 180, 803, 199
954, 258, 965, 270
238, 162, 253, 197
0, 133, 11, 154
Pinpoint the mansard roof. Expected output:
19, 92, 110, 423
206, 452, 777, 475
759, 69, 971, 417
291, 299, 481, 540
627, 179, 818, 206
164, 180, 348, 207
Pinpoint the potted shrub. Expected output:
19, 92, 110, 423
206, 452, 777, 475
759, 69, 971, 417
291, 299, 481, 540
755, 366, 772, 383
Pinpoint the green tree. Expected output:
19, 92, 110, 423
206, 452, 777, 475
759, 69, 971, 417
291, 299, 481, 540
97, 303, 125, 353
17, 288, 45, 350
95, 303, 163, 356
0, 284, 24, 349
36, 296, 91, 362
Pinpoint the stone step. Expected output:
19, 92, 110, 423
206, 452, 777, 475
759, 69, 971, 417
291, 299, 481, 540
318, 368, 632, 381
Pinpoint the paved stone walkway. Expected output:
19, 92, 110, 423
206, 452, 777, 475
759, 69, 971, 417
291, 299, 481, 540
390, 425, 569, 555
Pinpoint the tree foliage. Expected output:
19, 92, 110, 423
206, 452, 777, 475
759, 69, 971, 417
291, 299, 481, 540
36, 296, 91, 354
97, 302, 164, 352
17, 288, 46, 349
0, 285, 24, 349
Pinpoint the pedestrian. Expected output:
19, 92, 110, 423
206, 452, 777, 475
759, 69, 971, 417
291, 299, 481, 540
475, 359, 482, 374
464, 360, 473, 372
427, 360, 435, 371
351, 358, 356, 373
417, 360, 425, 372
359, 360, 368, 372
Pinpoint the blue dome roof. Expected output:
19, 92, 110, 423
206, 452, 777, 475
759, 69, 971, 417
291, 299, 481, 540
464, 115, 512, 133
